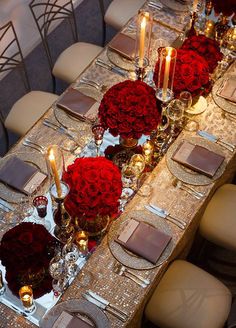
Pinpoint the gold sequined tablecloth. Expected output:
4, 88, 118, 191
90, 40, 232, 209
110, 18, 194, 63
0, 1, 236, 327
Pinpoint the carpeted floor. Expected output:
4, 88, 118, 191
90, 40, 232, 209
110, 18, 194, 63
0, 0, 116, 156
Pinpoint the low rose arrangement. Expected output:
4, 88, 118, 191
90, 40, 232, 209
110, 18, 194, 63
181, 35, 223, 73
154, 49, 210, 98
98, 80, 161, 140
0, 222, 56, 298
63, 157, 122, 222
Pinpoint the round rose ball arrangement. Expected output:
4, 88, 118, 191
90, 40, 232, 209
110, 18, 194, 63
63, 157, 122, 234
0, 222, 56, 298
181, 35, 223, 73
98, 80, 161, 141
154, 49, 210, 98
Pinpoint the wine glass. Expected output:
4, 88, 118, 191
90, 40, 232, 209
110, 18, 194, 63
166, 99, 184, 137
92, 123, 105, 156
62, 242, 79, 277
179, 91, 199, 132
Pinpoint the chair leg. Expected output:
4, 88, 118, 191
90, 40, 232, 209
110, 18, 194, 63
102, 19, 107, 46
52, 74, 57, 94
0, 116, 9, 154
98, 0, 106, 46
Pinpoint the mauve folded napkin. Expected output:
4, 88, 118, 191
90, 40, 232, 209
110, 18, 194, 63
57, 88, 99, 122
116, 218, 172, 264
52, 311, 93, 328
0, 156, 47, 195
172, 140, 225, 178
108, 33, 136, 60
217, 78, 236, 103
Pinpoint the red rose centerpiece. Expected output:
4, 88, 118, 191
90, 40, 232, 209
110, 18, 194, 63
181, 35, 223, 73
98, 80, 161, 144
154, 49, 210, 98
63, 157, 122, 234
0, 222, 56, 298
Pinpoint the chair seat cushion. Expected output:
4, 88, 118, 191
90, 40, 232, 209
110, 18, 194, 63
5, 91, 58, 135
52, 42, 102, 84
200, 184, 236, 252
105, 0, 146, 30
145, 260, 232, 328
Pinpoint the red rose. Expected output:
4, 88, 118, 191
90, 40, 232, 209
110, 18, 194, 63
181, 35, 223, 73
63, 157, 122, 221
154, 49, 210, 97
98, 80, 161, 139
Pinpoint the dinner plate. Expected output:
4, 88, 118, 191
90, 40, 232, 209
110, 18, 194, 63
53, 86, 102, 145
0, 152, 48, 203
166, 136, 227, 186
107, 48, 135, 72
40, 299, 110, 328
108, 209, 174, 270
159, 0, 189, 12
212, 75, 236, 115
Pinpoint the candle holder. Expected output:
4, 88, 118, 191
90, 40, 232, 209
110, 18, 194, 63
129, 154, 146, 176
50, 181, 74, 243
19, 285, 36, 315
134, 10, 153, 80
204, 19, 215, 38
75, 230, 89, 258
0, 270, 5, 296
155, 47, 177, 103
142, 140, 154, 165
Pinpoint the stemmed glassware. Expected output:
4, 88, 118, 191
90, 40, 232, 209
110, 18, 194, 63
62, 242, 80, 277
179, 91, 199, 132
92, 122, 105, 156
166, 99, 184, 138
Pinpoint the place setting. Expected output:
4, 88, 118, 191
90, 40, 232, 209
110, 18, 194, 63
107, 209, 174, 270
166, 135, 228, 186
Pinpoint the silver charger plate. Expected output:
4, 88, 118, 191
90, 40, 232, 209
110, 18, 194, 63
108, 209, 174, 270
0, 152, 48, 204
159, 0, 189, 12
212, 76, 236, 115
107, 48, 135, 72
53, 86, 102, 143
40, 299, 110, 328
166, 136, 227, 186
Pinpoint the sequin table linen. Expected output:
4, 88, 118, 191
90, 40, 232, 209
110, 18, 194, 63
0, 2, 236, 327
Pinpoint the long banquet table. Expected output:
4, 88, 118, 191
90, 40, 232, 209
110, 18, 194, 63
0, 1, 236, 327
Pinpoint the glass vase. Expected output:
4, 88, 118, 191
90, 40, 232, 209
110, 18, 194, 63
155, 47, 177, 103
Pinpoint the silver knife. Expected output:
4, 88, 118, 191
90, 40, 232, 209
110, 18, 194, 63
43, 120, 77, 141
0, 198, 14, 212
197, 130, 235, 152
95, 59, 128, 78
83, 294, 127, 322
87, 290, 128, 319
145, 204, 186, 230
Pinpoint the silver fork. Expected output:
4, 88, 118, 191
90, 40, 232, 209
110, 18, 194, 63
114, 263, 150, 285
23, 138, 45, 153
113, 263, 147, 288
77, 78, 108, 93
172, 178, 205, 199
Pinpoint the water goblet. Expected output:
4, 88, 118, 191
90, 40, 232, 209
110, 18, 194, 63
62, 242, 79, 277
49, 253, 65, 280
179, 91, 199, 132
166, 99, 184, 137
92, 123, 105, 156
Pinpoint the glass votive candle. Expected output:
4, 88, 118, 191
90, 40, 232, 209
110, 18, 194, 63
33, 195, 48, 218
121, 165, 139, 190
0, 270, 5, 295
129, 154, 146, 175
142, 140, 154, 164
19, 285, 36, 314
204, 20, 215, 38
75, 231, 89, 257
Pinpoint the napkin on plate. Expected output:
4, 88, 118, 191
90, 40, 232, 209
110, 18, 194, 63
52, 311, 93, 328
0, 156, 47, 195
108, 33, 136, 60
116, 218, 172, 264
172, 140, 225, 178
217, 78, 236, 103
57, 88, 99, 122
